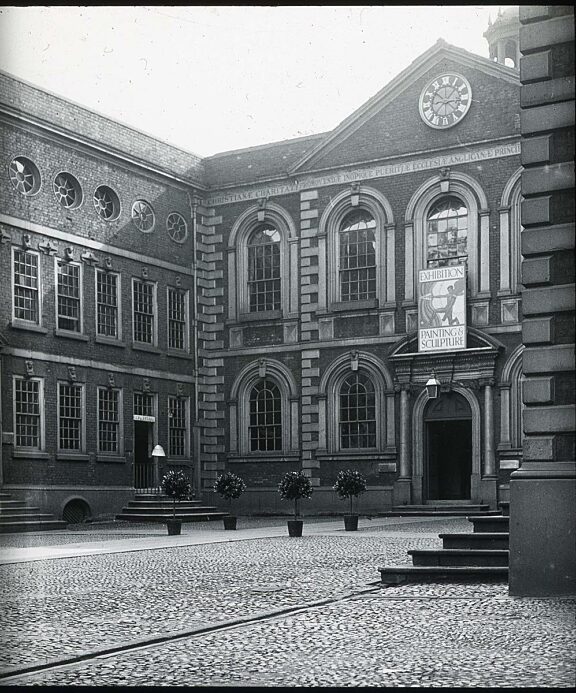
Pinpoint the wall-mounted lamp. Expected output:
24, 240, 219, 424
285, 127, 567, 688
425, 372, 441, 399
152, 444, 166, 458
152, 444, 166, 489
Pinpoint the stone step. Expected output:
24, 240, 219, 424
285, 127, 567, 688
0, 512, 57, 521
380, 509, 500, 517
120, 505, 222, 515
470, 516, 510, 533
0, 493, 14, 499
115, 512, 229, 523
391, 504, 491, 512
0, 506, 44, 516
0, 520, 68, 533
408, 548, 509, 567
440, 532, 510, 550
0, 500, 28, 508
499, 501, 510, 516
126, 500, 204, 509
379, 565, 509, 585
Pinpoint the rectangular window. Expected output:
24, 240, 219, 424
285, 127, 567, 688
168, 287, 188, 351
58, 383, 83, 451
14, 377, 43, 449
96, 270, 120, 338
56, 261, 82, 332
168, 396, 187, 457
98, 387, 121, 454
133, 279, 156, 344
134, 392, 154, 418
13, 248, 40, 324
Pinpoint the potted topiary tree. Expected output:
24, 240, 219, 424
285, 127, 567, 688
278, 470, 313, 537
161, 469, 192, 536
333, 469, 367, 531
214, 472, 246, 530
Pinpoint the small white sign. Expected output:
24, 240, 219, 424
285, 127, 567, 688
133, 415, 156, 423
418, 265, 467, 352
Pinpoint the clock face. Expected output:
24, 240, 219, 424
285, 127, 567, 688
419, 74, 472, 129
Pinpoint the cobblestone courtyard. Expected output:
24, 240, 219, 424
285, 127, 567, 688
0, 517, 574, 687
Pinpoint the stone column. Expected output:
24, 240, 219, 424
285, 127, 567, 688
483, 380, 496, 477
399, 386, 411, 479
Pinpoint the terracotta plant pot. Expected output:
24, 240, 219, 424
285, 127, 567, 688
287, 519, 303, 537
167, 519, 182, 536
223, 515, 237, 530
344, 514, 359, 531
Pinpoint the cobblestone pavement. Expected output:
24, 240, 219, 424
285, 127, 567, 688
1, 518, 574, 687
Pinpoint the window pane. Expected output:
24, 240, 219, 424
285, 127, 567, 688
248, 225, 281, 312
168, 288, 187, 350
249, 379, 282, 451
97, 271, 118, 337
15, 378, 41, 448
169, 397, 187, 457
14, 250, 39, 323
57, 263, 81, 332
339, 211, 376, 302
426, 196, 468, 268
59, 383, 82, 450
98, 388, 119, 453
339, 372, 376, 449
133, 280, 155, 343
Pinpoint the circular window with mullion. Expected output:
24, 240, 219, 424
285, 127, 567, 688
166, 212, 188, 243
9, 156, 41, 196
131, 200, 155, 233
93, 185, 121, 221
53, 172, 83, 209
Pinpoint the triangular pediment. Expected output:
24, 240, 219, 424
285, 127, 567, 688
290, 40, 520, 174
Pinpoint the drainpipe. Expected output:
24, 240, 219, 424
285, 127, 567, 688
188, 192, 202, 498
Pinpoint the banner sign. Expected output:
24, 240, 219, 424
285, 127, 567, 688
418, 265, 467, 352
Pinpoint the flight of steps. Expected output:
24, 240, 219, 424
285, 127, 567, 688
0, 492, 67, 533
380, 499, 501, 517
379, 501, 510, 584
116, 494, 230, 523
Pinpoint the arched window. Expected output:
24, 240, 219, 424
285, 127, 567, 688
339, 210, 377, 302
426, 196, 468, 268
249, 379, 282, 452
247, 225, 281, 312
229, 359, 299, 456
339, 372, 376, 449
227, 203, 297, 323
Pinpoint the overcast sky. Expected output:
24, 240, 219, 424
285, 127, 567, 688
0, 5, 514, 157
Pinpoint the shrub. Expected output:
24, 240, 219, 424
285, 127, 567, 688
333, 469, 367, 515
161, 470, 192, 518
278, 471, 313, 520
214, 472, 246, 509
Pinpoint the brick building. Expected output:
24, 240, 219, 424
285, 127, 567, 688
0, 9, 533, 521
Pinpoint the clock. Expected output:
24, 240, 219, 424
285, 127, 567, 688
419, 73, 472, 129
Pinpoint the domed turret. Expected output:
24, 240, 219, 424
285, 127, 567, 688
484, 6, 520, 68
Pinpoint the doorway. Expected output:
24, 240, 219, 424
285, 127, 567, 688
424, 391, 472, 501
134, 421, 154, 490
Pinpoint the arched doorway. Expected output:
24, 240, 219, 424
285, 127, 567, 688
424, 391, 472, 501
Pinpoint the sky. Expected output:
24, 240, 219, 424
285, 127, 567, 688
0, 5, 515, 157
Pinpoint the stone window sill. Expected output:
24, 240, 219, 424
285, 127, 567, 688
95, 335, 125, 348
55, 329, 89, 341
10, 321, 48, 334
132, 343, 160, 354
166, 349, 192, 360
12, 450, 50, 460
227, 452, 299, 463
330, 299, 378, 313
56, 452, 89, 462
238, 310, 283, 323
96, 455, 126, 463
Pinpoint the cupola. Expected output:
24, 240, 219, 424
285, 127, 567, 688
483, 6, 520, 69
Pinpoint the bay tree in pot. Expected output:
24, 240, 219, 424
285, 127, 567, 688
333, 469, 367, 531
278, 470, 313, 537
214, 472, 246, 530
161, 469, 192, 536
